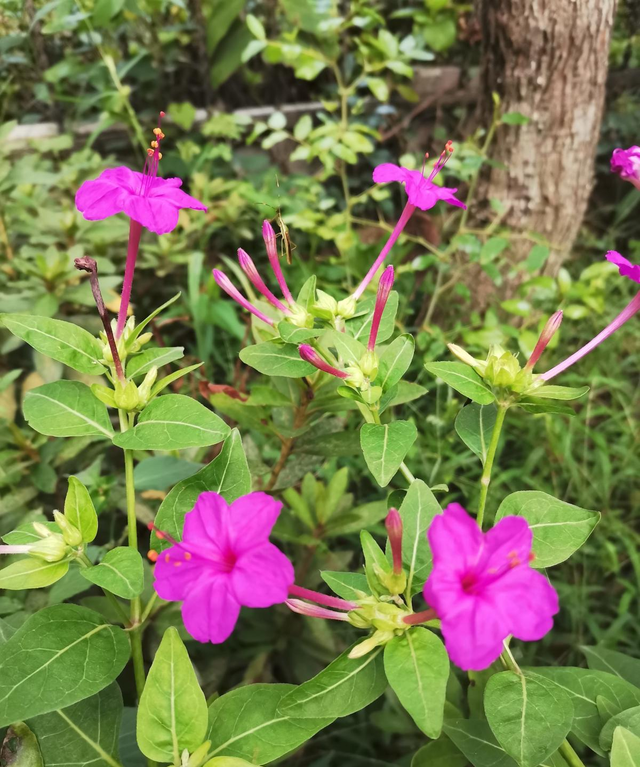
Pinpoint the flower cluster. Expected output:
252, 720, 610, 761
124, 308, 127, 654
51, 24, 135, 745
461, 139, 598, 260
150, 490, 557, 671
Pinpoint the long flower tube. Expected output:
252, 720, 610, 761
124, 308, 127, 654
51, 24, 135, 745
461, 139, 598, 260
213, 269, 275, 327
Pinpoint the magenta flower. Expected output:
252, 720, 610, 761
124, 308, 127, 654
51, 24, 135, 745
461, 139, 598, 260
238, 248, 290, 314
368, 265, 394, 351
423, 503, 558, 671
353, 143, 465, 300
298, 344, 348, 378
540, 251, 640, 381
523, 310, 563, 372
610, 146, 640, 189
75, 113, 207, 337
152, 491, 294, 643
385, 508, 403, 576
213, 269, 275, 327
263, 220, 294, 305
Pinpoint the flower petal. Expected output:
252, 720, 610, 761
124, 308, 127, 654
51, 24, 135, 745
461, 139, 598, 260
181, 574, 240, 643
482, 515, 532, 572
606, 251, 640, 284
183, 492, 230, 551
435, 186, 467, 209
153, 545, 207, 601
492, 567, 559, 642
231, 542, 294, 608
440, 597, 506, 671
149, 180, 207, 210
98, 166, 142, 193
75, 178, 126, 220
227, 492, 283, 554
428, 503, 482, 571
122, 194, 180, 235
373, 163, 411, 184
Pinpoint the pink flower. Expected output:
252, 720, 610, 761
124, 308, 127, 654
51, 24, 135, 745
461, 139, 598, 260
298, 344, 348, 378
75, 113, 207, 337
152, 491, 294, 643
423, 503, 558, 671
605, 250, 640, 284
610, 146, 640, 189
238, 248, 290, 314
263, 220, 294, 305
353, 143, 464, 300
368, 265, 394, 351
213, 269, 275, 327
523, 310, 563, 372
385, 508, 403, 576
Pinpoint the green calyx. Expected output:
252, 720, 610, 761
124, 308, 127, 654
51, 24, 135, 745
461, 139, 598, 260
287, 303, 314, 328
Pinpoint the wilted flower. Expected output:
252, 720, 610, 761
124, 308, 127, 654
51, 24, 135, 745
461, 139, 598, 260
75, 113, 207, 336
610, 146, 640, 189
423, 503, 558, 671
151, 491, 294, 643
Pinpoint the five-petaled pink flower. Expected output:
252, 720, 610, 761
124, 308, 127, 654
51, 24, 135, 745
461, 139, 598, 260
152, 491, 294, 643
423, 503, 558, 671
75, 113, 207, 337
610, 146, 640, 190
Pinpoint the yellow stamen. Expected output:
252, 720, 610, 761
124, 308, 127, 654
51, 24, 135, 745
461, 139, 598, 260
151, 140, 158, 149
153, 127, 162, 136
158, 152, 162, 160
147, 148, 154, 156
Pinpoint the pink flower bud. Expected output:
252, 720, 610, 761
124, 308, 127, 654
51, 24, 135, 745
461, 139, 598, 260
288, 583, 357, 610
368, 265, 394, 351
237, 249, 290, 313
299, 344, 348, 378
385, 508, 403, 575
213, 269, 275, 326
611, 146, 640, 190
263, 220, 294, 304
525, 310, 563, 372
285, 599, 351, 621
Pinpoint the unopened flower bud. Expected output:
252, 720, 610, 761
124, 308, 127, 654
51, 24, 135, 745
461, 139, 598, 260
29, 534, 69, 563
129, 331, 153, 354
345, 365, 367, 390
91, 384, 117, 408
114, 379, 140, 411
186, 742, 211, 767
313, 290, 339, 320
287, 304, 313, 329
33, 522, 53, 539
485, 348, 521, 388
368, 265, 394, 352
299, 345, 348, 379
448, 343, 487, 375
348, 630, 395, 659
337, 296, 357, 319
524, 311, 563, 372
359, 350, 379, 380
385, 509, 403, 575
138, 366, 158, 405
53, 510, 83, 547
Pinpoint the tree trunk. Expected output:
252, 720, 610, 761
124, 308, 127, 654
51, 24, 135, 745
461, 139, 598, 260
471, 0, 617, 302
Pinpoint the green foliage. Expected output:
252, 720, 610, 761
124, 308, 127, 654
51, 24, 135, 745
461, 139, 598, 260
360, 421, 417, 486
81, 547, 144, 599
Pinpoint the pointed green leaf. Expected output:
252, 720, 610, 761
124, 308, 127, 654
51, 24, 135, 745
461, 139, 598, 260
320, 571, 370, 601
398, 480, 442, 595
518, 398, 576, 416
206, 684, 332, 764
28, 684, 123, 767
348, 291, 398, 344
126, 347, 185, 378
113, 394, 229, 450
239, 342, 315, 378
425, 362, 494, 405
149, 362, 204, 398
65, 476, 98, 543
82, 547, 144, 599
360, 421, 417, 487
0, 558, 69, 590
278, 645, 387, 719
485, 671, 573, 767
375, 334, 414, 391
24, 381, 114, 439
600, 706, 640, 751
412, 737, 468, 767
611, 727, 640, 766
0, 314, 105, 375
153, 429, 251, 547
444, 719, 518, 767
137, 627, 208, 763
580, 645, 640, 689
0, 605, 130, 726
455, 403, 497, 464
495, 491, 600, 568
126, 293, 181, 348
361, 529, 391, 594
384, 627, 449, 737
527, 385, 589, 401
277, 322, 322, 344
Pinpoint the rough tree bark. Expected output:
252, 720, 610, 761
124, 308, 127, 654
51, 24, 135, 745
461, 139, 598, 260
470, 0, 618, 302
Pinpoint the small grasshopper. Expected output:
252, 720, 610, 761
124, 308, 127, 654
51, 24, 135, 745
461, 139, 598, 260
260, 177, 297, 264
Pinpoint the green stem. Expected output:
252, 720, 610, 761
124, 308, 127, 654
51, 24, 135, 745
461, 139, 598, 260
557, 740, 587, 767
119, 410, 146, 701
476, 404, 507, 530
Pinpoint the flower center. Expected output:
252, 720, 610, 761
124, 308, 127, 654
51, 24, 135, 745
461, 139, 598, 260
461, 571, 478, 594
139, 111, 166, 197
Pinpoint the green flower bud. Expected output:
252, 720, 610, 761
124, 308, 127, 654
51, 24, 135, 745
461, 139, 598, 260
53, 510, 83, 547
360, 385, 382, 405
348, 629, 395, 659
129, 332, 153, 354
345, 365, 368, 390
376, 569, 407, 596
359, 350, 379, 379
485, 348, 521, 388
91, 384, 117, 408
33, 522, 53, 539
287, 304, 314, 328
114, 379, 140, 411
312, 290, 339, 320
337, 296, 357, 319
186, 741, 211, 767
29, 534, 69, 563
447, 343, 488, 376
137, 366, 158, 406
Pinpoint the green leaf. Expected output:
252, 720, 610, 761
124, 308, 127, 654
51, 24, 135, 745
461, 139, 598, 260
239, 342, 315, 378
293, 114, 312, 141
150, 362, 204, 398
532, 667, 640, 754
168, 102, 196, 131
384, 628, 449, 737
28, 684, 123, 767
444, 718, 518, 767
24, 381, 114, 439
367, 76, 389, 102
361, 529, 391, 594
0, 618, 16, 644
204, 759, 259, 767
320, 571, 370, 601
600, 706, 640, 751
327, 328, 366, 366
360, 421, 417, 487
126, 293, 181, 349
425, 362, 495, 405
348, 291, 398, 344
398, 480, 442, 595
137, 627, 208, 763
0, 558, 69, 590
65, 476, 98, 543
528, 385, 589, 401
455, 403, 497, 464
0, 722, 43, 767
134, 456, 202, 492
485, 671, 573, 767
0, 605, 130, 726
502, 112, 530, 125
278, 645, 387, 719
245, 13, 266, 40
611, 727, 640, 766
375, 334, 414, 391
277, 322, 321, 344
524, 245, 550, 272
580, 645, 640, 689
0, 314, 105, 376
495, 491, 600, 568
480, 237, 509, 265
126, 347, 185, 378
206, 684, 332, 764
412, 737, 467, 767
81, 547, 144, 599
517, 398, 576, 416
113, 395, 229, 450
153, 430, 251, 547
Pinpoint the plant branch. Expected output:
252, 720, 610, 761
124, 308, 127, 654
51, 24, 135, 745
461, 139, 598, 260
264, 389, 313, 492
476, 404, 507, 529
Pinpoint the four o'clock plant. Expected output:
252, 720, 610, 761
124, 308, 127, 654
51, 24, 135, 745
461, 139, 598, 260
0, 129, 637, 767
